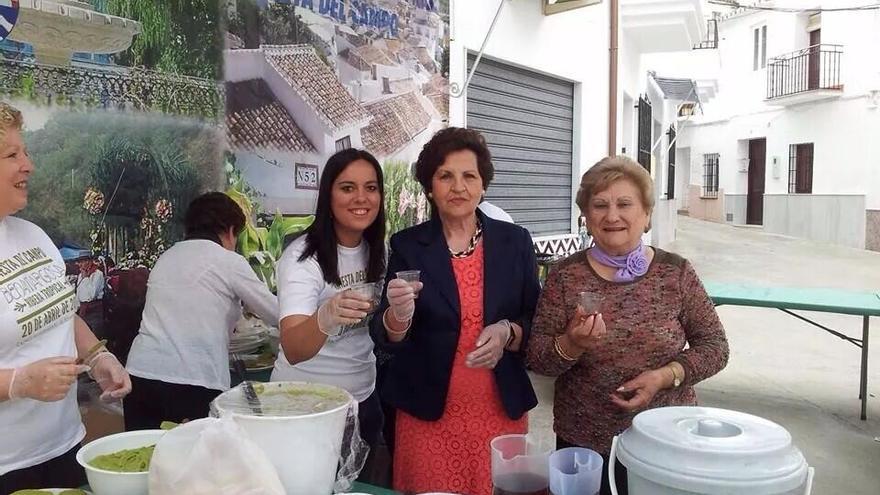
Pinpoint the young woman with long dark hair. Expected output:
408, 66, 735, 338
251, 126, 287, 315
271, 148, 387, 455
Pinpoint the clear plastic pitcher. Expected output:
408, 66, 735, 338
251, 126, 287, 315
490, 434, 552, 495
549, 447, 603, 495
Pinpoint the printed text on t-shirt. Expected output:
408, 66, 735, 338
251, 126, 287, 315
0, 246, 77, 345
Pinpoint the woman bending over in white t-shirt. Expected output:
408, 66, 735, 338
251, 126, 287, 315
272, 148, 387, 464
0, 101, 131, 493
124, 192, 278, 430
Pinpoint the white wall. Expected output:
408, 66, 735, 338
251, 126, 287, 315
376, 63, 409, 82
236, 149, 322, 215
677, 120, 740, 199
681, 93, 880, 210
763, 194, 867, 248
223, 49, 264, 83
675, 146, 691, 210
617, 30, 643, 158
449, 0, 610, 236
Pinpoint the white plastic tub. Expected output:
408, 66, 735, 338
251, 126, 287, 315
211, 381, 354, 495
609, 407, 814, 495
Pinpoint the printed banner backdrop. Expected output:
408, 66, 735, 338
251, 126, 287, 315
223, 0, 449, 232
1, 0, 226, 361
1, 0, 449, 364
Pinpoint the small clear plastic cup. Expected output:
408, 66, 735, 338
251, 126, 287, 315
578, 291, 604, 315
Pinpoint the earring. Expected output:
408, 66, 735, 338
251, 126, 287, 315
428, 192, 433, 199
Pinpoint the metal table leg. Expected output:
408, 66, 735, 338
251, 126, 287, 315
861, 316, 869, 420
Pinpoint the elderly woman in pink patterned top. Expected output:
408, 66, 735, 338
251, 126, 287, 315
526, 156, 729, 495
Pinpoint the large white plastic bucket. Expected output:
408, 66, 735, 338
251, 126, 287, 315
609, 407, 814, 495
212, 381, 353, 495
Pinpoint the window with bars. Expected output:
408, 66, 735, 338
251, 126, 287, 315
788, 143, 814, 193
666, 125, 676, 200
702, 153, 720, 198
637, 95, 652, 172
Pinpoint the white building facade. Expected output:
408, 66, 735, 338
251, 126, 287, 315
449, 0, 709, 254
675, 0, 880, 251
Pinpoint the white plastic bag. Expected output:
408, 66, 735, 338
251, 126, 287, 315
149, 417, 285, 495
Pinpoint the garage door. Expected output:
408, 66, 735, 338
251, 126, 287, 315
466, 54, 574, 237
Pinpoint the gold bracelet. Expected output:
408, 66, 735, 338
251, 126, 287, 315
554, 335, 578, 362
383, 309, 411, 335
77, 339, 108, 365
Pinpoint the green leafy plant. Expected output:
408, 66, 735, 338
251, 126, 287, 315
226, 176, 313, 293
384, 160, 427, 237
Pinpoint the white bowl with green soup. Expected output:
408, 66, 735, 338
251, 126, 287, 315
76, 429, 165, 495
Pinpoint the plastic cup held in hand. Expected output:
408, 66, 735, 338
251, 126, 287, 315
549, 447, 603, 495
578, 291, 604, 315
396, 270, 421, 298
395, 270, 421, 283
348, 282, 381, 312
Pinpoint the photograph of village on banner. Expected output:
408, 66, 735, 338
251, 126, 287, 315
223, 0, 449, 229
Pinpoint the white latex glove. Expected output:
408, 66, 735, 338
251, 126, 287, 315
9, 356, 87, 402
316, 290, 371, 336
89, 352, 132, 401
386, 278, 423, 322
465, 321, 511, 369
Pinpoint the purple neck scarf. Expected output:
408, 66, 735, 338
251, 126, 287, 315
590, 241, 650, 282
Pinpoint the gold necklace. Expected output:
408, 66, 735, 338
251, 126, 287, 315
449, 220, 483, 259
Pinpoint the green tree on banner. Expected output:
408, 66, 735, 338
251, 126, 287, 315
91, 0, 222, 79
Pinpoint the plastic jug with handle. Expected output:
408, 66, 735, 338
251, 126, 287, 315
490, 434, 552, 495
549, 447, 603, 495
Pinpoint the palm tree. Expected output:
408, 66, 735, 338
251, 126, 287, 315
89, 136, 201, 260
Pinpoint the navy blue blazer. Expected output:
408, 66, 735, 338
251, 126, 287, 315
370, 211, 540, 421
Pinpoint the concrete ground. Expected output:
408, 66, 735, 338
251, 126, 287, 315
527, 215, 880, 495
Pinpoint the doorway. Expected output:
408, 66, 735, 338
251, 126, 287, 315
746, 138, 766, 225
808, 29, 821, 90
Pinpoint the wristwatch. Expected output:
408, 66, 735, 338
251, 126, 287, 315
669, 363, 682, 388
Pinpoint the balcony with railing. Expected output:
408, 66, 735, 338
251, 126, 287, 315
693, 16, 719, 50
766, 44, 843, 105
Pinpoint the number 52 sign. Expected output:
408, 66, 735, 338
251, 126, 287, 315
295, 163, 319, 190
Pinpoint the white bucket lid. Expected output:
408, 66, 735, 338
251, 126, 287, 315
616, 406, 809, 494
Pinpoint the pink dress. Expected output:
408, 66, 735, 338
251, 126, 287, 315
393, 243, 528, 495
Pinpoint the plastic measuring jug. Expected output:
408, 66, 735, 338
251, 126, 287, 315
490, 434, 552, 494
549, 447, 603, 495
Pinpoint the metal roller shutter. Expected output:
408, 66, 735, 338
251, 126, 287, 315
466, 54, 574, 237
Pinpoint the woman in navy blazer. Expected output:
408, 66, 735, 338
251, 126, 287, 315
370, 127, 539, 495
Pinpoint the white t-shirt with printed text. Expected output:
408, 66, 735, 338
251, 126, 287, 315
271, 236, 377, 402
0, 216, 83, 475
